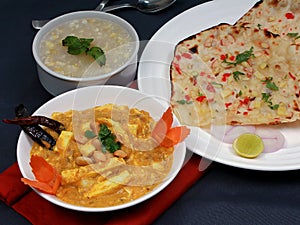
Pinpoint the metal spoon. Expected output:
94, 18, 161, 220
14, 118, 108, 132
32, 0, 176, 30
102, 0, 176, 13
32, 0, 110, 29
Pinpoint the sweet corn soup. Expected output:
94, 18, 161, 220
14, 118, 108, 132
39, 18, 135, 78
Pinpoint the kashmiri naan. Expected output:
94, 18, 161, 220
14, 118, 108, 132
170, 0, 300, 127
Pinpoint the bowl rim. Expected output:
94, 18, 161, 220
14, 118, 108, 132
32, 11, 140, 82
16, 85, 187, 212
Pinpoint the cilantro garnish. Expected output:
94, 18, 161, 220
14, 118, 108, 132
223, 47, 255, 66
211, 81, 223, 88
287, 32, 300, 39
262, 93, 279, 110
233, 71, 245, 81
176, 99, 193, 105
257, 24, 262, 30
262, 77, 279, 91
83, 124, 121, 153
98, 124, 121, 153
62, 36, 106, 66
87, 47, 106, 66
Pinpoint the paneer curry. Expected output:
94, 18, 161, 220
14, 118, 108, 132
30, 104, 175, 207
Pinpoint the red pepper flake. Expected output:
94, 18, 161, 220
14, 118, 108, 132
200, 71, 206, 76
221, 73, 231, 82
185, 95, 191, 102
285, 12, 295, 19
289, 72, 296, 80
225, 102, 232, 108
173, 63, 182, 75
175, 55, 181, 61
209, 34, 215, 38
182, 53, 192, 59
207, 98, 214, 103
243, 112, 249, 116
190, 76, 197, 86
196, 95, 206, 103
229, 55, 235, 61
220, 54, 227, 60
239, 97, 250, 106
294, 85, 298, 90
206, 83, 216, 93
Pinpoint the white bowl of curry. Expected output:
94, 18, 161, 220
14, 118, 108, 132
16, 86, 187, 212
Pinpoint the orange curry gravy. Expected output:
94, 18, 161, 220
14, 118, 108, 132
30, 104, 174, 207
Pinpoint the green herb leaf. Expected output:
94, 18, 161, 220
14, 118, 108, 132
233, 71, 245, 81
62, 36, 93, 55
87, 47, 106, 66
98, 124, 121, 153
257, 24, 262, 29
211, 81, 223, 88
269, 104, 279, 110
262, 93, 279, 110
262, 93, 271, 103
223, 47, 255, 66
262, 77, 279, 91
235, 46, 255, 64
84, 130, 96, 139
266, 81, 279, 91
176, 100, 193, 105
62, 36, 106, 66
287, 32, 300, 39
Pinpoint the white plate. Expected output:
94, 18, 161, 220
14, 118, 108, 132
138, 0, 300, 171
17, 85, 186, 211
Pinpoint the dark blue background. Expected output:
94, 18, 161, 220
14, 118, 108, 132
1, 0, 300, 224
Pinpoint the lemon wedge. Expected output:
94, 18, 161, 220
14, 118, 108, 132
232, 133, 264, 158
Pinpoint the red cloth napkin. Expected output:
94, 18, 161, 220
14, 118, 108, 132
0, 155, 208, 225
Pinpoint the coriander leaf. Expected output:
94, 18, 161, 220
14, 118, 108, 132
98, 124, 121, 153
262, 77, 279, 91
257, 24, 262, 29
287, 32, 299, 37
87, 47, 106, 66
223, 47, 255, 66
233, 71, 245, 81
62, 36, 79, 47
62, 36, 93, 55
235, 46, 255, 64
62, 36, 106, 66
79, 38, 94, 48
176, 100, 193, 105
67, 43, 88, 55
262, 93, 271, 103
269, 104, 279, 110
287, 32, 300, 39
266, 81, 279, 91
99, 124, 111, 139
211, 81, 223, 88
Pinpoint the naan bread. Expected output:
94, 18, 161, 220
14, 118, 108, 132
170, 22, 300, 127
237, 0, 300, 38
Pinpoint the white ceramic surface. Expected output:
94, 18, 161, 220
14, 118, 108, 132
138, 0, 300, 171
33, 11, 139, 96
17, 85, 186, 212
